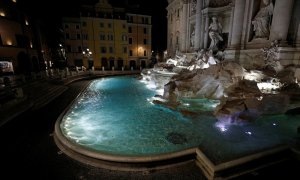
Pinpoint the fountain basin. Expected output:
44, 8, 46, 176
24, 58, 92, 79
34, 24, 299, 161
54, 76, 300, 175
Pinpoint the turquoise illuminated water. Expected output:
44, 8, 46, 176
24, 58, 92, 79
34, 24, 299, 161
60, 76, 300, 164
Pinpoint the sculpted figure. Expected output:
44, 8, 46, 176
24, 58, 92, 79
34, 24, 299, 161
252, 0, 274, 39
207, 50, 219, 65
208, 16, 223, 51
190, 28, 195, 47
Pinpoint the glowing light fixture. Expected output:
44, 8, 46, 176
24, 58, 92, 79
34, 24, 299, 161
245, 131, 252, 135
6, 40, 12, 45
83, 48, 92, 56
0, 11, 5, 17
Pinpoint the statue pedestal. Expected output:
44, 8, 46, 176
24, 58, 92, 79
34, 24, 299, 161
225, 47, 300, 69
246, 38, 270, 49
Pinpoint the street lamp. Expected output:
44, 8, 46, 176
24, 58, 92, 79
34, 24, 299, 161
82, 48, 93, 70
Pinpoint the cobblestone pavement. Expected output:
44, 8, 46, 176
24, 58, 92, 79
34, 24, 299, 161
0, 79, 300, 180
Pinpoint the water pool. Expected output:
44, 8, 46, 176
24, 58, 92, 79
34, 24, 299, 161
58, 76, 300, 164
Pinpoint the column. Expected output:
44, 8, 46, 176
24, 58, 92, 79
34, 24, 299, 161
230, 0, 246, 47
297, 22, 300, 47
195, 0, 203, 50
269, 0, 294, 42
180, 0, 188, 52
203, 15, 209, 49
295, 1, 300, 47
200, 14, 205, 49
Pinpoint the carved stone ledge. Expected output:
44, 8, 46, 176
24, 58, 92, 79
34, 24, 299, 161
182, 0, 189, 4
209, 0, 232, 7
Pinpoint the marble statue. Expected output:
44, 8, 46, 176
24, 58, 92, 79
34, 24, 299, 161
252, 0, 274, 39
261, 40, 282, 72
207, 50, 219, 65
208, 16, 223, 51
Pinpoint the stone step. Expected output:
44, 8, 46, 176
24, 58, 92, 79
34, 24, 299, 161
195, 146, 291, 180
26, 82, 60, 97
31, 85, 68, 111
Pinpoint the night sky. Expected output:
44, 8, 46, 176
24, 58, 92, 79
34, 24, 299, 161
18, 0, 168, 52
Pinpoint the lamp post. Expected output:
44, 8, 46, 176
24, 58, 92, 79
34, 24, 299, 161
56, 43, 67, 77
82, 48, 93, 70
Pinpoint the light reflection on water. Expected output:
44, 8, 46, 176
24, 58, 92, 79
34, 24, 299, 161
60, 76, 300, 164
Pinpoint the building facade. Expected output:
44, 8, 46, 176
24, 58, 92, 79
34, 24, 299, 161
62, 0, 152, 70
167, 0, 300, 68
0, 0, 42, 75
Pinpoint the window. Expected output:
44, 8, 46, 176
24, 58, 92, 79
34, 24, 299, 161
144, 50, 147, 56
122, 35, 127, 41
101, 47, 107, 53
107, 34, 113, 41
100, 34, 105, 40
123, 47, 127, 53
177, 9, 180, 18
128, 26, 132, 33
142, 17, 145, 24
128, 16, 133, 22
129, 50, 133, 56
145, 17, 149, 24
78, 46, 82, 53
122, 24, 126, 29
65, 24, 69, 29
109, 47, 113, 53
108, 23, 112, 28
77, 34, 81, 39
76, 25, 80, 29
143, 28, 147, 34
100, 23, 104, 27
143, 39, 147, 45
129, 38, 132, 44
82, 22, 87, 27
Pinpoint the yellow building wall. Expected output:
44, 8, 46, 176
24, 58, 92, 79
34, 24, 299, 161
82, 18, 128, 69
64, 13, 151, 70
0, 18, 22, 46
113, 19, 128, 68
127, 14, 152, 68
